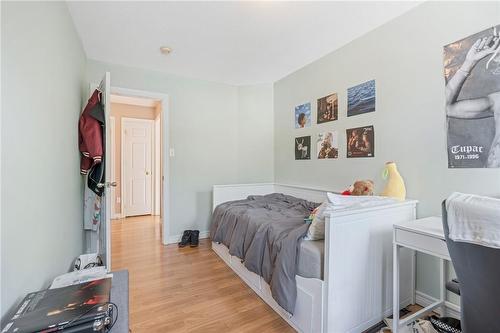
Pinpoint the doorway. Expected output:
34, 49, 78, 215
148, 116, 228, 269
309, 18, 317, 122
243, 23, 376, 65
109, 92, 165, 223
90, 77, 170, 269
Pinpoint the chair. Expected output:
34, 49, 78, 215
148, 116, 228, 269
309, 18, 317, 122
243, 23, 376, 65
442, 200, 500, 333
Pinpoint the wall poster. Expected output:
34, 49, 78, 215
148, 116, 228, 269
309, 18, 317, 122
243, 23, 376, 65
347, 79, 376, 117
444, 25, 500, 168
317, 93, 338, 124
346, 125, 374, 158
294, 102, 311, 128
295, 136, 311, 160
317, 132, 339, 159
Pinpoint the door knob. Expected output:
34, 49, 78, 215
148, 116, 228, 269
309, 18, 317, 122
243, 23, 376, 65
97, 182, 117, 188
146, 171, 150, 176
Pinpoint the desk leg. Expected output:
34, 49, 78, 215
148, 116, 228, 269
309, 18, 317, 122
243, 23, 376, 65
411, 249, 416, 305
440, 258, 446, 314
393, 243, 400, 333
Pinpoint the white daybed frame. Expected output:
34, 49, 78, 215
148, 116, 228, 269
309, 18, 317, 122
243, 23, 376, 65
212, 183, 417, 333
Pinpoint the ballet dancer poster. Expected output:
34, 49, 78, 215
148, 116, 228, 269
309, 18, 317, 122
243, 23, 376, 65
444, 25, 500, 168
295, 136, 311, 160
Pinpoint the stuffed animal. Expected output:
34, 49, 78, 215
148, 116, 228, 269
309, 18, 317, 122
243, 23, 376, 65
341, 180, 374, 196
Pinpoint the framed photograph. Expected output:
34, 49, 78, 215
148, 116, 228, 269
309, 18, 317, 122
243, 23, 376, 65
295, 102, 311, 128
317, 93, 338, 124
443, 25, 500, 168
317, 132, 338, 159
295, 136, 311, 160
346, 125, 374, 158
347, 79, 376, 117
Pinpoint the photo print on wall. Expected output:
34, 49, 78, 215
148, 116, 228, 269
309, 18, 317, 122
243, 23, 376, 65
317, 93, 338, 124
295, 102, 312, 128
346, 125, 374, 158
347, 79, 376, 117
443, 24, 500, 168
295, 136, 311, 160
317, 132, 339, 159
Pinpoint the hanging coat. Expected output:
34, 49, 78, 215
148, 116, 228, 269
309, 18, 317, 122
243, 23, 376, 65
79, 90, 103, 175
88, 103, 106, 196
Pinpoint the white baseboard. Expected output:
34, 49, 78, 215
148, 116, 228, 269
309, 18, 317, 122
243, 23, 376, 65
165, 230, 210, 245
415, 290, 460, 319
352, 296, 413, 333
111, 213, 123, 220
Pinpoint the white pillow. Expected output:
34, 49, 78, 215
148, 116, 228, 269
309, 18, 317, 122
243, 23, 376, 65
326, 192, 397, 209
305, 201, 328, 241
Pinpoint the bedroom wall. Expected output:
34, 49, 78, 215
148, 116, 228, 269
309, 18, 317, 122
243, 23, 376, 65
1, 2, 86, 319
236, 85, 274, 183
274, 1, 500, 302
87, 60, 274, 240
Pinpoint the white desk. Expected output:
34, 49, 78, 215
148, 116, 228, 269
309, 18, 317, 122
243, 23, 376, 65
392, 216, 453, 333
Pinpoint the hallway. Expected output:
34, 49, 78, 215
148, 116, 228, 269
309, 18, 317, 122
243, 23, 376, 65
111, 216, 294, 333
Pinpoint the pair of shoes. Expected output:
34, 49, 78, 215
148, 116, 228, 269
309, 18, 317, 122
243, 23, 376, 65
382, 318, 439, 333
429, 316, 461, 333
178, 230, 200, 248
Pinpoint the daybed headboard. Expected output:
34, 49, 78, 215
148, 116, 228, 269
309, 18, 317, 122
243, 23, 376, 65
274, 184, 330, 203
212, 183, 332, 211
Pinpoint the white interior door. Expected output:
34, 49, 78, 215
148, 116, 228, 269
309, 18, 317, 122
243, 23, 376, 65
99, 72, 112, 271
123, 118, 153, 217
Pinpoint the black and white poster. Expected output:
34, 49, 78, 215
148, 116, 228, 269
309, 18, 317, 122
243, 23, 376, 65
444, 25, 500, 168
295, 136, 311, 160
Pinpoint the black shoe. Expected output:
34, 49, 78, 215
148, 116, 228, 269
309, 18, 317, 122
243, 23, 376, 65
178, 230, 191, 248
429, 316, 461, 333
190, 230, 200, 247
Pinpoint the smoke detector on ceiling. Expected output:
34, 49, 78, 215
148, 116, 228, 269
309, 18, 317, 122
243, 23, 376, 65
160, 46, 172, 55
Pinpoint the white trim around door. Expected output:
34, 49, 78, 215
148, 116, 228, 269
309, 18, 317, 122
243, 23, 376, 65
109, 116, 120, 219
153, 114, 162, 216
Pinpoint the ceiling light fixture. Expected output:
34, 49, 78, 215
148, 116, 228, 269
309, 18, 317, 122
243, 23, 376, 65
160, 46, 172, 55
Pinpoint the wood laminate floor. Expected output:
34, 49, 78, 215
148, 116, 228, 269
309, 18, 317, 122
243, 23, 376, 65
111, 215, 295, 333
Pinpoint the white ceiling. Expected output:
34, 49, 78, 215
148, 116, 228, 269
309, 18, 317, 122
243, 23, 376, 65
68, 1, 420, 86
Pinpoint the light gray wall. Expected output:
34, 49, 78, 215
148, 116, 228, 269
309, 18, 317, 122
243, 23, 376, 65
236, 85, 274, 182
274, 1, 500, 300
1, 2, 86, 319
87, 61, 274, 237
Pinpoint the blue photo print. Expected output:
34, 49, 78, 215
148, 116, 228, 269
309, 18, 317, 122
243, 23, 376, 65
347, 79, 376, 117
295, 102, 311, 128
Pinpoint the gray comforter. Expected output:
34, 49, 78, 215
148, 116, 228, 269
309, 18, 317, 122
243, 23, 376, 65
210, 193, 319, 314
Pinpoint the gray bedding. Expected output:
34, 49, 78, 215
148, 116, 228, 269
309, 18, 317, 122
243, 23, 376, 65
210, 193, 319, 314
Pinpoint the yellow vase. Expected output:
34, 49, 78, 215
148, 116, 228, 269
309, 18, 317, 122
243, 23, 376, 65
381, 162, 406, 201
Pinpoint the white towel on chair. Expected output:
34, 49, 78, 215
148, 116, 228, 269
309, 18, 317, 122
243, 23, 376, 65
446, 192, 500, 249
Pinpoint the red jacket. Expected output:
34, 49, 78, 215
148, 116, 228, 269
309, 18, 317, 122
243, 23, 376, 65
79, 90, 103, 175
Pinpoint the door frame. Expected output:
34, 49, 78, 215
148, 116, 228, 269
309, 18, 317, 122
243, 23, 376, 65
121, 117, 154, 217
110, 86, 170, 244
109, 116, 118, 219
153, 114, 162, 216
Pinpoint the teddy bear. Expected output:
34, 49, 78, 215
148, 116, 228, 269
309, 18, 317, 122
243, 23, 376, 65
341, 180, 374, 196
